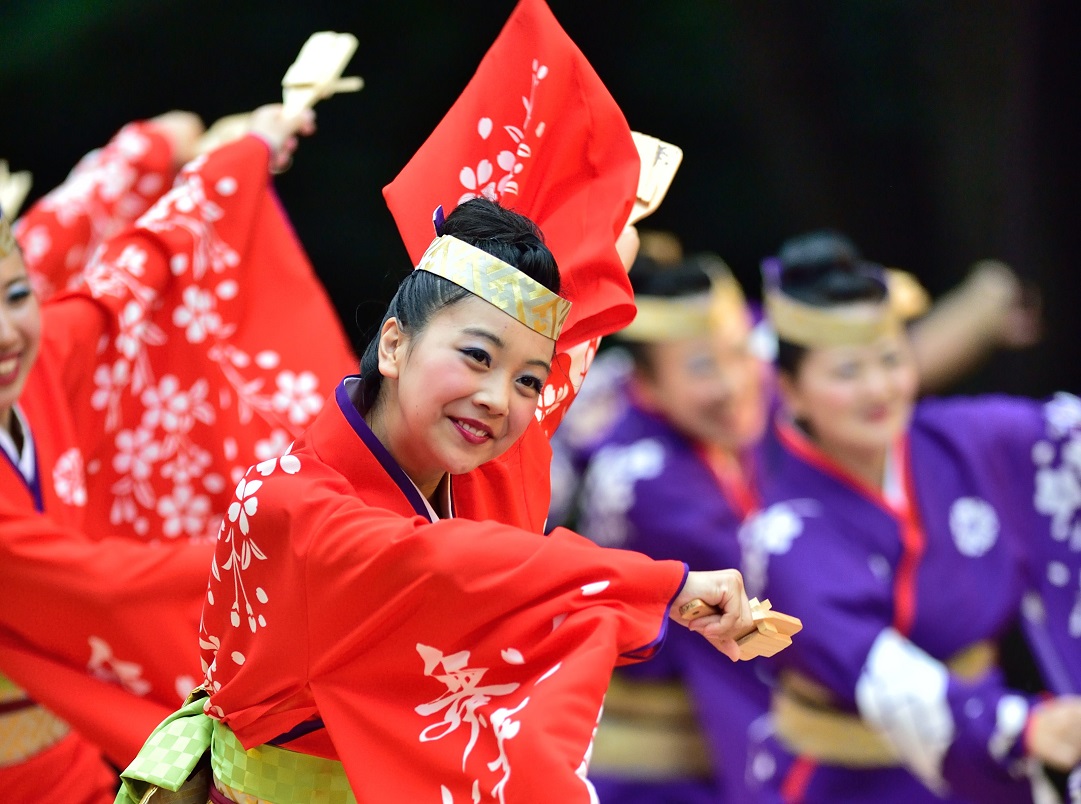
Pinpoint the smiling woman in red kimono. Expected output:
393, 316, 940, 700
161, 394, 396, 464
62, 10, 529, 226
117, 198, 754, 804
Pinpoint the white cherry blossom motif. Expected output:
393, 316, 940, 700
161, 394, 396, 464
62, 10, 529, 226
160, 443, 213, 487
173, 285, 223, 343
214, 473, 271, 634
254, 429, 292, 463
112, 427, 161, 483
136, 172, 239, 282
140, 375, 214, 438
272, 370, 323, 426
578, 439, 666, 548
739, 501, 820, 597
88, 635, 152, 697
39, 126, 150, 230
113, 298, 166, 365
457, 58, 549, 206
156, 484, 213, 539
458, 159, 497, 205
91, 359, 131, 430
254, 441, 301, 478
227, 478, 261, 536
52, 448, 87, 507
1034, 393, 1081, 550
948, 497, 1000, 558
416, 644, 527, 801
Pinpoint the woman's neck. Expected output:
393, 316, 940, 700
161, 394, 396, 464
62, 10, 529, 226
816, 440, 888, 491
361, 392, 445, 500
1, 407, 22, 453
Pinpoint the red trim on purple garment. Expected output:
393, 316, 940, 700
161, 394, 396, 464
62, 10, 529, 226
693, 442, 760, 520
893, 439, 926, 637
780, 755, 818, 803
773, 419, 927, 635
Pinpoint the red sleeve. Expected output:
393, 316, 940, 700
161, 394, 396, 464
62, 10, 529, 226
15, 120, 179, 300
39, 135, 274, 401
0, 503, 210, 699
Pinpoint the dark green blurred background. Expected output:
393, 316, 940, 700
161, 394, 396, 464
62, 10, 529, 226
3, 1, 1078, 394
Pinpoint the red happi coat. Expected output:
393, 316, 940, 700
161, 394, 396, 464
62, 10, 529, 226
0, 133, 356, 765
200, 379, 686, 802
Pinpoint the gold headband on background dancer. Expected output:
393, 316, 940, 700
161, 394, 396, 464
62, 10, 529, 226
0, 207, 15, 260
761, 256, 930, 348
414, 206, 571, 341
0, 161, 33, 259
617, 258, 748, 343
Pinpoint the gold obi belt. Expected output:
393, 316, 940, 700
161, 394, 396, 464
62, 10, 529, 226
589, 672, 713, 780
0, 673, 69, 767
772, 640, 997, 768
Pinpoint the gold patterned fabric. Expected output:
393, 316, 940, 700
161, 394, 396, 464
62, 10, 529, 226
415, 235, 571, 340
0, 705, 71, 767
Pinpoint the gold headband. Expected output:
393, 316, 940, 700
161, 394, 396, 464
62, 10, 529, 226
619, 268, 749, 343
0, 215, 13, 260
0, 160, 33, 260
766, 268, 929, 348
415, 235, 571, 340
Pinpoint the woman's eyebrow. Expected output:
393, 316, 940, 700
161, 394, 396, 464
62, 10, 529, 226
461, 326, 551, 373
461, 327, 504, 348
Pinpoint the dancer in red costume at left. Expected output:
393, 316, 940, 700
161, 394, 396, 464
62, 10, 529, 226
0, 102, 356, 801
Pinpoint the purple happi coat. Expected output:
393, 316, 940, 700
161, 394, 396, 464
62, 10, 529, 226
740, 394, 1081, 803
576, 396, 781, 804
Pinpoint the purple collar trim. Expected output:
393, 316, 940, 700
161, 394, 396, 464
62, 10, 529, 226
334, 378, 432, 521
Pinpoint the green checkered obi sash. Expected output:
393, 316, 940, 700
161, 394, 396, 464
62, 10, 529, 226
115, 694, 356, 804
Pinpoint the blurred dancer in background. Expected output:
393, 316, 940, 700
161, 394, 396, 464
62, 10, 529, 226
739, 241, 1081, 802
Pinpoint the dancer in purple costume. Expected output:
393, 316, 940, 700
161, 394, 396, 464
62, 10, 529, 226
741, 237, 1081, 803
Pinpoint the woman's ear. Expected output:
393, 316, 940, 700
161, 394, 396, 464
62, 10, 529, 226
377, 318, 404, 380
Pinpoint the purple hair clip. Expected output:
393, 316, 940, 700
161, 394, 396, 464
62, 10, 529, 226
432, 205, 446, 237
760, 256, 784, 292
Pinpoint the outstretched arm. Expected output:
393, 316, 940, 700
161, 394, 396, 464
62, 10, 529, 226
910, 260, 1040, 394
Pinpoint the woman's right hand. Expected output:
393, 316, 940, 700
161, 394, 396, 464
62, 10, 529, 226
669, 569, 753, 661
1026, 695, 1081, 771
248, 104, 317, 174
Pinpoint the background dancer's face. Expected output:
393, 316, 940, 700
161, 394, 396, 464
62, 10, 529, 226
0, 250, 41, 433
779, 325, 917, 457
376, 294, 554, 495
635, 312, 767, 452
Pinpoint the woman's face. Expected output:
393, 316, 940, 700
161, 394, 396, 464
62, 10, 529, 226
0, 249, 41, 432
779, 327, 918, 457
635, 313, 768, 452
378, 294, 554, 491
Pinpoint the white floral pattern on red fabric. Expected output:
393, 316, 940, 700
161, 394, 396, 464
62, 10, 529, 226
73, 165, 331, 543
456, 60, 549, 206
52, 447, 87, 507
87, 635, 151, 697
